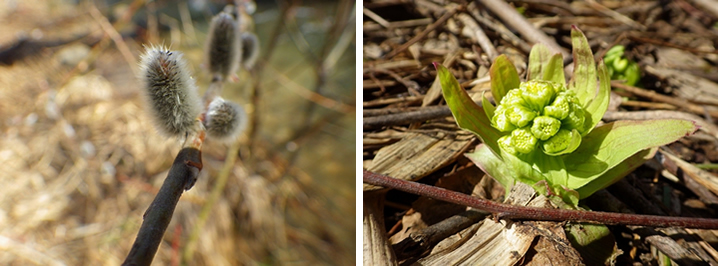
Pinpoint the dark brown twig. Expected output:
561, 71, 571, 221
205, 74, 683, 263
384, 6, 461, 59
477, 0, 569, 58
364, 170, 718, 229
122, 148, 203, 266
248, 0, 294, 149
363, 105, 452, 129
611, 82, 718, 120
392, 209, 488, 260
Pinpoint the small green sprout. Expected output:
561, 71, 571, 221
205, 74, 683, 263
435, 26, 696, 206
603, 45, 640, 86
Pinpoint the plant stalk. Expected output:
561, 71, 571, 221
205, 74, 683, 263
363, 170, 718, 229
122, 148, 203, 266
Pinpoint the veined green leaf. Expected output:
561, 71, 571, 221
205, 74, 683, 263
481, 92, 495, 120
466, 144, 548, 196
582, 60, 610, 134
568, 26, 597, 108
565, 222, 618, 264
489, 55, 520, 104
436, 63, 503, 154
465, 144, 516, 196
527, 43, 552, 81
529, 151, 569, 188
543, 54, 566, 86
564, 119, 697, 191
575, 148, 656, 198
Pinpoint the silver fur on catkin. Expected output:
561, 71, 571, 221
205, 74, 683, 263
203, 97, 247, 142
139, 45, 202, 137
240, 32, 259, 70
205, 5, 242, 82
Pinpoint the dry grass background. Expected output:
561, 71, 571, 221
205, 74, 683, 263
0, 0, 355, 265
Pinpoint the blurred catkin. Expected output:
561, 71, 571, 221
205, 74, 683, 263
204, 97, 247, 142
240, 32, 259, 70
205, 5, 242, 82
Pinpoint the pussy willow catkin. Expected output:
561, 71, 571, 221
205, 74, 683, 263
205, 5, 242, 82
204, 97, 247, 142
139, 45, 202, 137
240, 32, 259, 70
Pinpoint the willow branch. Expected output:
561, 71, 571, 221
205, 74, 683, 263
122, 148, 203, 266
363, 170, 718, 229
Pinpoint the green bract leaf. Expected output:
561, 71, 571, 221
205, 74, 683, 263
468, 144, 562, 198
566, 222, 618, 264
489, 55, 520, 104
575, 148, 656, 198
581, 60, 610, 134
528, 151, 568, 188
435, 63, 503, 155
564, 119, 697, 191
527, 43, 552, 81
543, 54, 566, 85
465, 144, 516, 196
481, 92, 495, 120
568, 26, 597, 109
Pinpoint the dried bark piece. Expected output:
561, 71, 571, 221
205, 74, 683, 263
418, 183, 584, 265
364, 132, 474, 191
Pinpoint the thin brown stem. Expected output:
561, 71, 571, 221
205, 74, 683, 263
363, 170, 718, 229
247, 0, 294, 150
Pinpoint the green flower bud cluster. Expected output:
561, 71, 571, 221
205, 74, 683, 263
604, 45, 640, 86
492, 80, 585, 155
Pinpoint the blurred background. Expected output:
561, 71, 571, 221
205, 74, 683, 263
0, 0, 355, 264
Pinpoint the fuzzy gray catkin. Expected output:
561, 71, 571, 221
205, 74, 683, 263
205, 5, 242, 82
203, 97, 247, 142
240, 32, 259, 70
139, 45, 202, 137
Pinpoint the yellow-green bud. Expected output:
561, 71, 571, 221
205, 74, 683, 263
542, 129, 573, 154
511, 128, 538, 154
563, 102, 586, 131
612, 58, 629, 72
543, 91, 575, 120
498, 135, 517, 155
500, 89, 526, 107
531, 116, 561, 140
520, 80, 556, 111
492, 106, 516, 132
507, 105, 536, 128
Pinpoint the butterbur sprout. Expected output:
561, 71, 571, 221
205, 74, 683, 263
205, 5, 242, 82
437, 26, 697, 204
139, 45, 202, 137
204, 97, 247, 142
